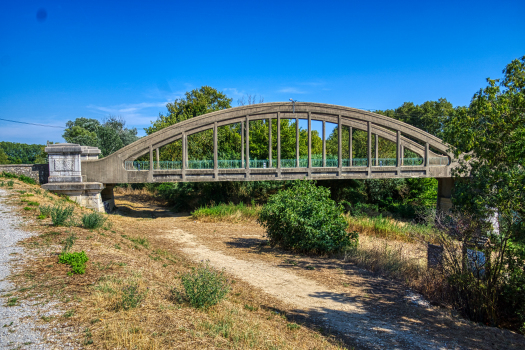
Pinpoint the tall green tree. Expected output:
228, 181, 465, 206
0, 141, 45, 164
0, 148, 9, 164
63, 116, 139, 157
443, 55, 525, 326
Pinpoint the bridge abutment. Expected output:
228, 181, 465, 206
41, 143, 110, 212
436, 177, 454, 212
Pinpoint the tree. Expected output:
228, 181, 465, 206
0, 141, 45, 164
443, 56, 525, 326
0, 148, 9, 164
63, 116, 139, 157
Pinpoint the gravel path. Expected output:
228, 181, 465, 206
0, 189, 61, 349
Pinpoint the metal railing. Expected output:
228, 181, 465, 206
125, 156, 445, 171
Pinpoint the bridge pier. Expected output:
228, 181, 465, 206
436, 177, 454, 212
41, 143, 110, 213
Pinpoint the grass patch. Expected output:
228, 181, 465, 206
6, 297, 18, 306
51, 205, 74, 226
191, 202, 259, 222
345, 213, 438, 243
121, 234, 149, 248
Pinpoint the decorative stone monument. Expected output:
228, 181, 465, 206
42, 143, 110, 212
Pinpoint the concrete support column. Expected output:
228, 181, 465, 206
213, 122, 218, 178
246, 116, 250, 170
307, 112, 311, 169
338, 114, 342, 173
296, 117, 299, 167
182, 132, 187, 180
277, 112, 281, 174
241, 121, 244, 168
268, 117, 272, 168
148, 145, 153, 182
156, 148, 160, 169
349, 126, 353, 167
367, 121, 372, 174
437, 177, 454, 212
375, 134, 379, 166
322, 121, 326, 168
101, 184, 116, 212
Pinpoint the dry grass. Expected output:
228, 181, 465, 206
2, 178, 345, 350
191, 202, 260, 223
344, 214, 439, 243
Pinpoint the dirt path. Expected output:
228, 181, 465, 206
114, 194, 525, 350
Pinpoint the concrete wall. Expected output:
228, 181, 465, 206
0, 164, 49, 184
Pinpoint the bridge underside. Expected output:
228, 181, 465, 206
81, 102, 457, 184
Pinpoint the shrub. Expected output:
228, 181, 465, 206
82, 211, 107, 229
116, 283, 147, 310
176, 261, 230, 309
258, 180, 358, 254
59, 251, 89, 275
39, 205, 52, 218
0, 172, 36, 185
7, 180, 14, 187
50, 205, 74, 226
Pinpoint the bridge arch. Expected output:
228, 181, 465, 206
82, 102, 455, 184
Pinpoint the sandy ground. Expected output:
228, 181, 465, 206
113, 193, 525, 350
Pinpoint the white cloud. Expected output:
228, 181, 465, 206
277, 87, 307, 94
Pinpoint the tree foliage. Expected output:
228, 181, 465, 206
63, 116, 139, 157
443, 55, 525, 327
0, 148, 9, 164
0, 141, 47, 164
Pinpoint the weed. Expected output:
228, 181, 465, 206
244, 304, 258, 311
58, 251, 88, 275
175, 261, 230, 309
41, 316, 52, 322
287, 323, 301, 330
306, 265, 315, 270
63, 310, 75, 318
121, 234, 149, 248
37, 214, 46, 220
81, 211, 107, 229
3, 322, 13, 327
84, 328, 93, 345
114, 244, 121, 249
27, 201, 39, 206
116, 283, 147, 310
6, 298, 18, 306
7, 180, 14, 187
21, 193, 34, 197
50, 205, 74, 226
23, 207, 33, 211
39, 205, 52, 218
62, 233, 77, 252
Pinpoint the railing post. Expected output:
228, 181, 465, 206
268, 117, 272, 168
246, 116, 250, 170
349, 126, 353, 167
338, 114, 342, 172
308, 112, 311, 169
241, 121, 244, 169
367, 121, 372, 175
277, 112, 281, 173
214, 122, 218, 178
296, 116, 299, 167
322, 120, 326, 167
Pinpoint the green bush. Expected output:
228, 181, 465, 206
82, 211, 107, 229
176, 261, 230, 309
0, 171, 37, 185
39, 205, 52, 218
7, 180, 14, 187
258, 180, 358, 254
59, 251, 89, 275
116, 283, 147, 310
51, 205, 74, 226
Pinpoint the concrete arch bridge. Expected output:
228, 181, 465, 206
44, 102, 458, 212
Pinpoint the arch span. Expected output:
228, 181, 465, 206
82, 102, 456, 183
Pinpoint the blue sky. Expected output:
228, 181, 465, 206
1, 0, 524, 145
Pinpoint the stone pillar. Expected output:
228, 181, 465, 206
42, 143, 107, 212
437, 177, 454, 213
